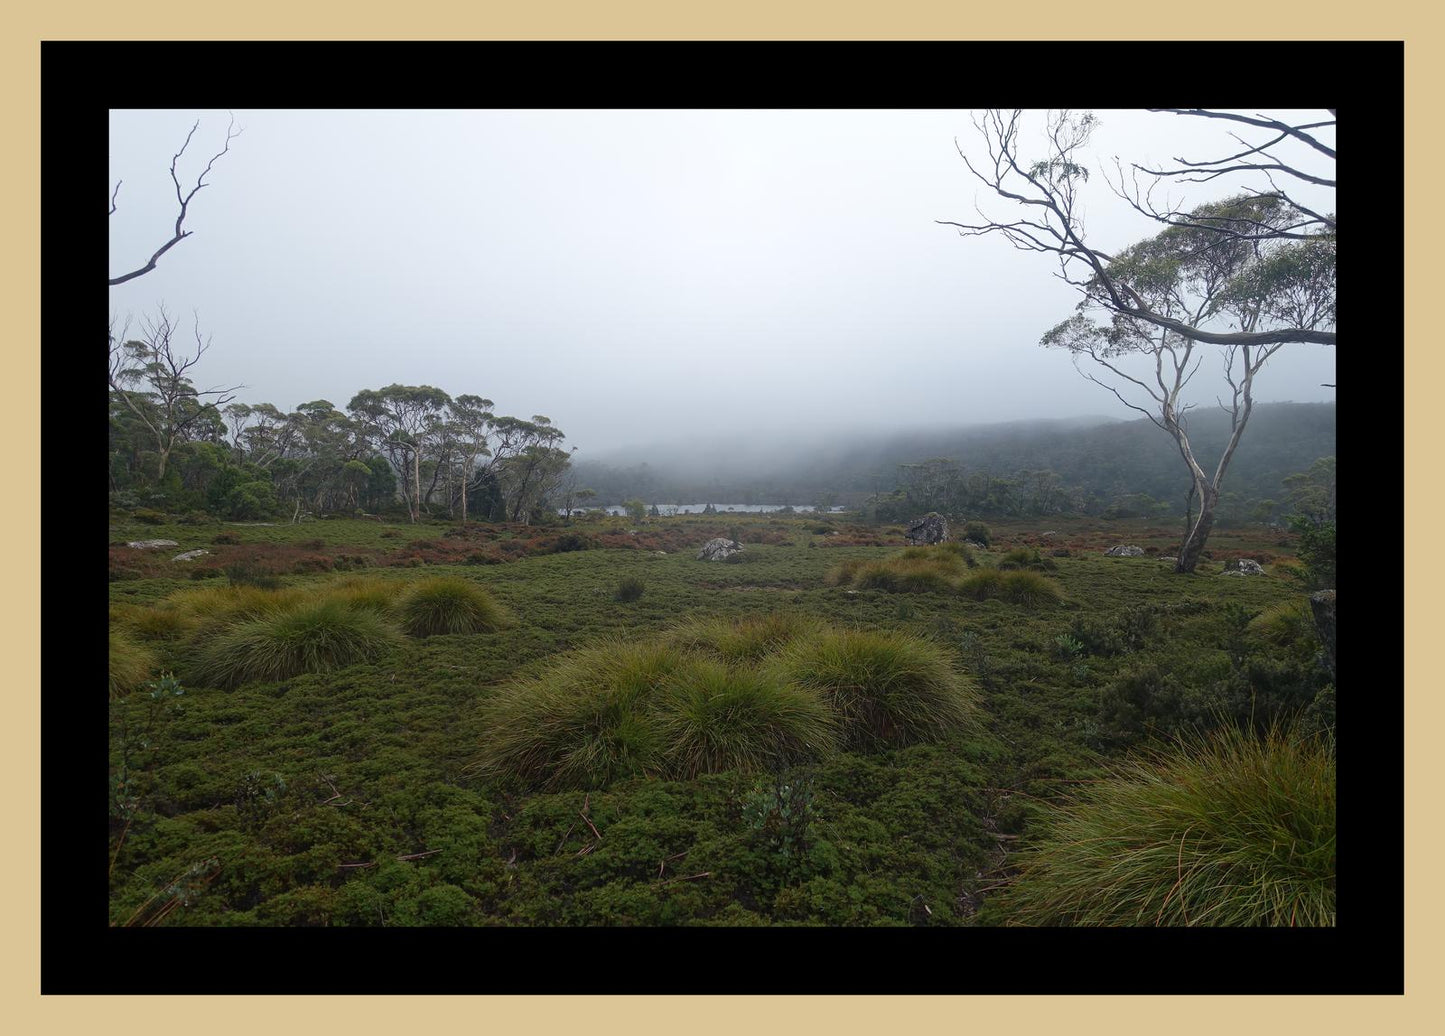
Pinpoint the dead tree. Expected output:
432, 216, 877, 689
109, 114, 241, 287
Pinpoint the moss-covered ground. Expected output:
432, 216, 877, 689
108, 511, 1321, 926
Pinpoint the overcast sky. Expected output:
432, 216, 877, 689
107, 109, 1336, 459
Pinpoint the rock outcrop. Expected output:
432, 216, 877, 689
905, 513, 949, 546
127, 539, 179, 550
1221, 559, 1266, 576
1104, 544, 1145, 557
697, 538, 744, 561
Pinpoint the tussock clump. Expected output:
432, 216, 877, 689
479, 638, 839, 789
998, 547, 1058, 572
772, 629, 976, 750
667, 612, 826, 664
190, 599, 402, 689
322, 576, 398, 615
109, 631, 157, 698
1250, 601, 1319, 661
998, 725, 1335, 926
399, 576, 509, 637
477, 641, 691, 789
165, 584, 309, 628
657, 661, 838, 779
111, 602, 197, 642
614, 576, 646, 603
830, 546, 971, 594
958, 568, 1061, 606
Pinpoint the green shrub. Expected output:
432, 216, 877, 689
997, 725, 1335, 926
772, 629, 976, 750
614, 576, 646, 603
962, 521, 991, 546
109, 631, 157, 698
549, 533, 597, 554
1097, 663, 1184, 737
224, 559, 283, 590
656, 661, 838, 779
211, 531, 242, 545
133, 508, 167, 525
190, 599, 403, 689
399, 577, 509, 637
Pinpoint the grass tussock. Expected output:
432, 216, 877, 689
399, 576, 510, 637
109, 630, 157, 698
999, 725, 1335, 926
479, 631, 854, 789
958, 568, 1061, 606
1249, 601, 1319, 660
772, 629, 976, 750
476, 641, 692, 789
666, 612, 826, 664
190, 599, 403, 689
323, 576, 399, 615
657, 661, 838, 779
830, 543, 1061, 604
830, 546, 972, 594
164, 584, 310, 628
111, 602, 198, 642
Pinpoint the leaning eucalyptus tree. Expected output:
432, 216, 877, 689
942, 110, 1335, 572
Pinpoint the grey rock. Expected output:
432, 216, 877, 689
1158, 556, 1178, 564
127, 539, 179, 550
697, 537, 744, 561
905, 512, 949, 546
1222, 558, 1266, 576
1104, 544, 1145, 557
172, 549, 211, 562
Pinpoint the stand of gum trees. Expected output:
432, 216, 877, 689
109, 376, 575, 525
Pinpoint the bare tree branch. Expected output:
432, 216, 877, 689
109, 114, 242, 287
1145, 109, 1336, 160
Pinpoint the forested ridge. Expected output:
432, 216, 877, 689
572, 402, 1335, 520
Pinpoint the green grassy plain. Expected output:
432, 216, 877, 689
108, 511, 1327, 926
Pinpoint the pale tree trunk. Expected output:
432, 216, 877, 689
460, 461, 469, 526
412, 449, 421, 523
1176, 480, 1219, 574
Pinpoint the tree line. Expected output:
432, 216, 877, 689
109, 356, 576, 524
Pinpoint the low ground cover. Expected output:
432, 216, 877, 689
107, 512, 1329, 926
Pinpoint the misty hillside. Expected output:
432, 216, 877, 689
571, 402, 1336, 516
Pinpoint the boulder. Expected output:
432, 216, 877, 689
905, 512, 949, 546
127, 539, 179, 550
1104, 545, 1145, 557
172, 549, 211, 562
1221, 558, 1266, 576
697, 537, 744, 561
